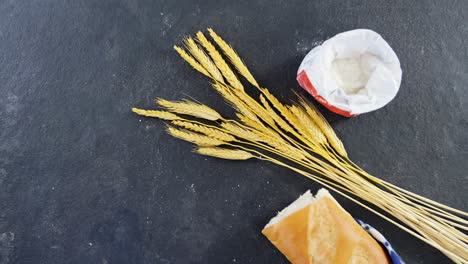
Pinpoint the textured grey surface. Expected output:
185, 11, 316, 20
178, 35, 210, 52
0, 0, 467, 263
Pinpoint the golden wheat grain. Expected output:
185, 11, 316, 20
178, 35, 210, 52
195, 30, 275, 128
289, 105, 327, 145
173, 45, 211, 78
259, 88, 321, 150
211, 83, 268, 128
267, 99, 306, 136
156, 98, 222, 121
260, 88, 297, 127
209, 83, 266, 127
255, 132, 306, 161
195, 147, 255, 160
235, 101, 262, 124
166, 126, 224, 146
297, 95, 348, 157
235, 91, 275, 126
236, 113, 280, 140
211, 81, 245, 108
207, 28, 259, 88
184, 37, 224, 83
211, 81, 235, 101
236, 113, 270, 135
212, 83, 260, 123
195, 32, 244, 91
259, 94, 296, 135
131, 108, 180, 120
171, 120, 236, 142
221, 122, 263, 142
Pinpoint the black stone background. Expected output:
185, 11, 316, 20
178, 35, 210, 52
0, 0, 467, 263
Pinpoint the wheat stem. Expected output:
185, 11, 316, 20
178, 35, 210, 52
237, 139, 468, 254
345, 156, 468, 217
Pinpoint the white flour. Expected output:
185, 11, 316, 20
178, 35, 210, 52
331, 53, 378, 95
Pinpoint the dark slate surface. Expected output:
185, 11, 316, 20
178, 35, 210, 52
1, 0, 467, 263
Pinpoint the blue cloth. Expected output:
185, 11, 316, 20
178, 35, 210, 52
355, 219, 405, 264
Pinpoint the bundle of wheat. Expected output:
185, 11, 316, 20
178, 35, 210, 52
133, 29, 468, 263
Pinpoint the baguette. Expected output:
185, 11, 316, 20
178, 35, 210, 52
262, 189, 391, 264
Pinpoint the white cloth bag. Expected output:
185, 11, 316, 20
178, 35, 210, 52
297, 29, 402, 117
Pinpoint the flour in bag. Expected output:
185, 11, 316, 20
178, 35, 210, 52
331, 53, 379, 95
297, 29, 402, 116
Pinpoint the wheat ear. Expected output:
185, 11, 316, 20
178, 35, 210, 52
211, 82, 261, 123
220, 122, 263, 142
297, 94, 347, 157
195, 147, 255, 160
235, 91, 275, 126
207, 28, 259, 88
256, 133, 307, 161
196, 31, 273, 128
173, 45, 211, 78
184, 37, 224, 83
156, 98, 222, 121
289, 105, 327, 146
259, 95, 296, 134
260, 88, 299, 129
171, 120, 236, 142
166, 126, 224, 146
132, 108, 180, 120
259, 88, 319, 150
236, 113, 280, 140
196, 32, 244, 91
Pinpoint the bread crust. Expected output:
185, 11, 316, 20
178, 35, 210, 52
262, 190, 391, 264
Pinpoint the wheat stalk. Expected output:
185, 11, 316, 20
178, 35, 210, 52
173, 45, 211, 78
166, 126, 224, 146
132, 108, 180, 120
171, 120, 236, 142
180, 32, 274, 128
195, 147, 255, 160
297, 94, 348, 157
211, 82, 263, 125
256, 133, 307, 161
156, 98, 222, 121
133, 29, 468, 263
236, 113, 280, 140
221, 122, 263, 142
235, 91, 275, 126
260, 94, 295, 134
259, 88, 311, 144
184, 37, 224, 83
207, 28, 259, 88
196, 31, 244, 91
289, 105, 327, 146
